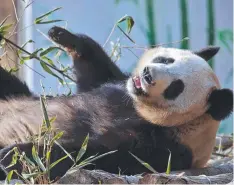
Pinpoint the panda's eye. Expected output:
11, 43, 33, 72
164, 58, 175, 64
153, 57, 175, 64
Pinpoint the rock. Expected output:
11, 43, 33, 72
56, 167, 140, 184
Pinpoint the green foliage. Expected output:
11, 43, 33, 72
180, 0, 189, 49
145, 0, 156, 46
76, 134, 89, 163
217, 29, 233, 54
217, 29, 233, 84
5, 170, 14, 184
34, 7, 63, 24
166, 150, 171, 174
129, 152, 157, 173
117, 15, 135, 34
207, 0, 215, 68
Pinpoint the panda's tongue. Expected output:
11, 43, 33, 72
133, 76, 141, 89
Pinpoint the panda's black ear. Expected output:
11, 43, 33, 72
194, 46, 220, 61
207, 89, 233, 121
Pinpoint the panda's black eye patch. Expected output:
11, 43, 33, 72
152, 57, 175, 64
163, 79, 184, 100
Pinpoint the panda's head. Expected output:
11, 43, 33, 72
127, 46, 233, 126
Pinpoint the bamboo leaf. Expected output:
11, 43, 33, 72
54, 141, 75, 163
21, 56, 31, 61
77, 150, 117, 168
41, 56, 56, 68
49, 154, 69, 170
34, 7, 62, 24
5, 170, 14, 184
36, 20, 63, 24
6, 148, 19, 169
49, 116, 57, 124
18, 40, 34, 55
117, 15, 134, 34
40, 46, 61, 56
126, 17, 134, 34
0, 23, 13, 33
22, 153, 36, 167
40, 61, 64, 84
40, 96, 51, 129
78, 154, 98, 164
117, 15, 130, 23
22, 172, 40, 180
76, 134, 89, 163
129, 152, 157, 173
19, 47, 42, 64
166, 149, 171, 174
8, 67, 19, 74
32, 146, 46, 172
32, 48, 43, 57
46, 150, 51, 161
50, 131, 64, 146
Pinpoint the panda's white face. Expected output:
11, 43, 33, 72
127, 47, 220, 126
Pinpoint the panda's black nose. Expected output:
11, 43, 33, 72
143, 66, 153, 85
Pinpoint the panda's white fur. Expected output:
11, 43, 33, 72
127, 47, 220, 126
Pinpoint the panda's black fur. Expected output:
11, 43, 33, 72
0, 82, 193, 180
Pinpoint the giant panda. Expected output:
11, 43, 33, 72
0, 42, 232, 181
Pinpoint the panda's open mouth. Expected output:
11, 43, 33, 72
133, 76, 142, 89
132, 76, 147, 96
